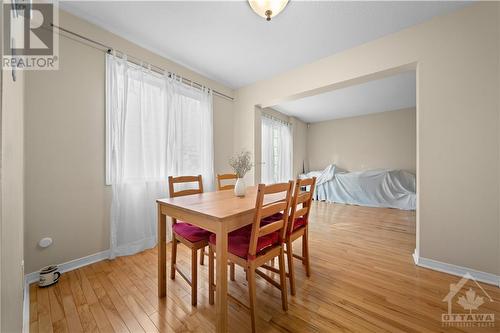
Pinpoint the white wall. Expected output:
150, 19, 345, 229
307, 108, 416, 173
24, 10, 234, 274
234, 3, 500, 276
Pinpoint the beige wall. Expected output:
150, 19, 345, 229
291, 117, 308, 176
24, 10, 234, 273
214, 97, 235, 175
1, 70, 25, 332
1, 2, 25, 329
22, 3, 500, 279
497, 3, 500, 277
234, 3, 500, 275
307, 108, 416, 173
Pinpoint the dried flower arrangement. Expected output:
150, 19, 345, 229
229, 151, 253, 178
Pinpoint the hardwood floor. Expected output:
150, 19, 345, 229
29, 202, 500, 332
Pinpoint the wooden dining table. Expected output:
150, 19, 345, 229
156, 186, 284, 333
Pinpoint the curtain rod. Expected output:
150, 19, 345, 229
262, 112, 292, 126
50, 23, 235, 101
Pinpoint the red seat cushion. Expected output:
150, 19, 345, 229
209, 227, 279, 259
290, 217, 307, 233
261, 212, 284, 226
172, 222, 211, 243
261, 213, 308, 234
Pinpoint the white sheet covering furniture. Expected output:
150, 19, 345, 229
300, 164, 416, 210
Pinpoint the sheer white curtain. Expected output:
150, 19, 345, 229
261, 114, 293, 184
165, 75, 214, 187
106, 53, 213, 258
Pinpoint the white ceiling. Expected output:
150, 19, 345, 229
59, 1, 470, 89
273, 71, 416, 123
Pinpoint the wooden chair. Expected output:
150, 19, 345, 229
285, 177, 316, 295
216, 173, 238, 191
208, 181, 294, 333
168, 175, 211, 306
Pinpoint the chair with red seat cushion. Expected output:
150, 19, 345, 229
209, 227, 279, 259
261, 212, 283, 225
285, 177, 316, 296
262, 213, 307, 234
172, 222, 212, 243
168, 175, 211, 307
289, 216, 307, 233
208, 182, 294, 333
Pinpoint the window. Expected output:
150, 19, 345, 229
261, 114, 293, 184
105, 55, 213, 186
105, 53, 214, 257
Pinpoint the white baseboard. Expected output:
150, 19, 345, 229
412, 249, 419, 265
22, 276, 30, 333
412, 249, 499, 287
23, 250, 110, 332
24, 250, 110, 285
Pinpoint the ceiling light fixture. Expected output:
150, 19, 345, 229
248, 0, 289, 21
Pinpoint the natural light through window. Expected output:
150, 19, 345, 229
261, 113, 292, 184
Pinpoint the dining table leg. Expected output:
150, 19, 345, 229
215, 224, 228, 332
157, 204, 167, 297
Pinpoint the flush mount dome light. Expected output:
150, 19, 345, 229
248, 0, 289, 21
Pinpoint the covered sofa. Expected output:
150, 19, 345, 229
299, 164, 416, 210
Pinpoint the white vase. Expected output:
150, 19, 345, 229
234, 178, 246, 197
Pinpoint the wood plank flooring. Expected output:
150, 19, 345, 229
30, 202, 500, 332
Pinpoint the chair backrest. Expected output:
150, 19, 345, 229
168, 175, 204, 225
217, 173, 238, 191
168, 175, 204, 198
248, 181, 294, 259
288, 177, 316, 233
